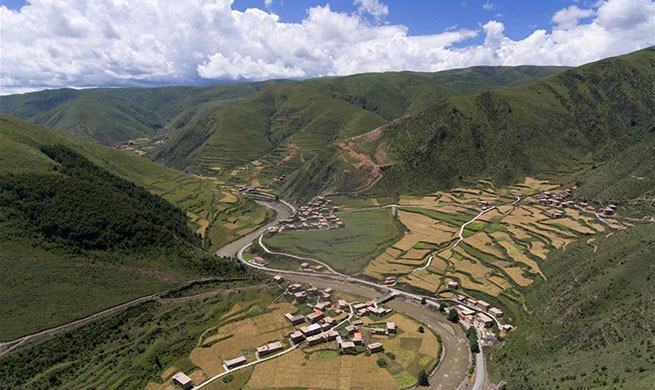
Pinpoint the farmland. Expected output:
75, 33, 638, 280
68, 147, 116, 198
264, 208, 402, 274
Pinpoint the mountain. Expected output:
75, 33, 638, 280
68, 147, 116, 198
283, 47, 655, 206
0, 115, 251, 340
0, 81, 290, 145
153, 66, 568, 178
487, 221, 655, 389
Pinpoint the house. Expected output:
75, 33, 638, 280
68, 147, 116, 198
288, 283, 302, 292
289, 331, 304, 344
307, 311, 324, 323
489, 307, 504, 318
501, 324, 514, 332
253, 256, 267, 265
477, 300, 491, 310
314, 302, 329, 311
300, 262, 309, 268
352, 303, 367, 310
172, 372, 193, 390
325, 330, 339, 341
273, 275, 285, 284
300, 323, 322, 336
457, 305, 475, 319
352, 332, 363, 345
357, 308, 370, 317
323, 288, 333, 294
306, 334, 325, 346
285, 313, 306, 325
386, 322, 397, 334
447, 281, 459, 289
338, 299, 348, 309
340, 340, 356, 352
224, 356, 247, 370
457, 295, 466, 302
372, 327, 387, 336
476, 313, 494, 328
345, 325, 357, 334
267, 226, 279, 234
384, 277, 396, 285
367, 342, 384, 353
306, 287, 319, 296
293, 291, 307, 303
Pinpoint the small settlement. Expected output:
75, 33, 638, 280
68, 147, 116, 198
450, 294, 512, 345
281, 278, 396, 356
534, 188, 619, 219
267, 196, 344, 234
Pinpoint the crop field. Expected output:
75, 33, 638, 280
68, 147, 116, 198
346, 179, 622, 310
264, 208, 402, 274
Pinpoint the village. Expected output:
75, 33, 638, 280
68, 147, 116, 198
266, 196, 345, 234
534, 188, 618, 219
168, 277, 399, 390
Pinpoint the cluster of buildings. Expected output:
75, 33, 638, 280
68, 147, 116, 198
271, 196, 344, 233
454, 295, 506, 330
535, 189, 619, 218
282, 282, 393, 355
299, 262, 327, 273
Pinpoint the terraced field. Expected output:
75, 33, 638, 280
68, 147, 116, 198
335, 179, 624, 308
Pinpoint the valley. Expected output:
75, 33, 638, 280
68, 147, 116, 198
1, 47, 654, 390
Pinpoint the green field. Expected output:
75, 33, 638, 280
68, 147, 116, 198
264, 208, 402, 274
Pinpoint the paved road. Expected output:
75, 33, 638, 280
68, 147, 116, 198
214, 199, 293, 258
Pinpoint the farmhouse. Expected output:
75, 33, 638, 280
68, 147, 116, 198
447, 281, 459, 289
256, 341, 284, 357
345, 325, 357, 334
253, 256, 267, 265
223, 356, 247, 370
476, 313, 495, 328
477, 300, 491, 310
338, 299, 348, 309
289, 331, 304, 344
172, 372, 193, 390
489, 307, 504, 317
300, 323, 322, 336
273, 275, 285, 284
325, 330, 339, 341
285, 313, 306, 325
340, 340, 356, 352
306, 334, 325, 346
293, 291, 307, 303
307, 311, 324, 323
384, 276, 396, 285
353, 332, 363, 345
387, 322, 397, 333
367, 342, 384, 353
457, 305, 476, 320
288, 283, 302, 292
371, 327, 388, 336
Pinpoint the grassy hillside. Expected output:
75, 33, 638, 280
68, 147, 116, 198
284, 47, 655, 204
0, 115, 264, 339
154, 66, 566, 180
0, 81, 289, 145
487, 222, 655, 389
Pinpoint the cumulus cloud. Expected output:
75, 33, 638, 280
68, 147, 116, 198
483, 2, 494, 11
0, 0, 654, 94
552, 5, 595, 29
354, 0, 389, 22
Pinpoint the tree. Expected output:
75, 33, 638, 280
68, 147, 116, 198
418, 369, 429, 386
421, 297, 427, 305
467, 326, 480, 353
376, 358, 387, 368
438, 303, 445, 312
447, 309, 459, 323
418, 326, 425, 333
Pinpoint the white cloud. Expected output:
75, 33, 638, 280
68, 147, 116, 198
0, 0, 654, 94
483, 2, 494, 11
264, 0, 273, 8
552, 5, 595, 29
353, 0, 389, 22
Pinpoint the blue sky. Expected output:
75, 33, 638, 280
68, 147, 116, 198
1, 0, 652, 93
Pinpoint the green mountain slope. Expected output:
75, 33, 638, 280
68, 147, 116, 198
0, 81, 289, 145
0, 115, 257, 340
488, 222, 655, 389
153, 66, 567, 178
284, 47, 655, 205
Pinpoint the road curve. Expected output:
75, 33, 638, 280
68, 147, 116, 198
214, 199, 293, 258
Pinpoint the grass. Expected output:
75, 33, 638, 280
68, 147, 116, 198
487, 222, 655, 389
264, 208, 401, 274
0, 244, 180, 341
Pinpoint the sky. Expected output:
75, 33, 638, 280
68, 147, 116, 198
0, 0, 654, 94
